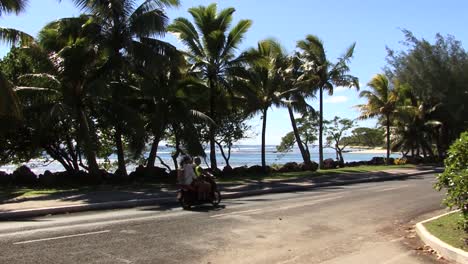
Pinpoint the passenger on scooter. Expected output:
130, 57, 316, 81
179, 155, 209, 200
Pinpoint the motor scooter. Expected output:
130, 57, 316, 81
177, 177, 221, 209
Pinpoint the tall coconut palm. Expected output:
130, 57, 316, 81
297, 35, 359, 169
68, 0, 179, 176
237, 39, 297, 169
168, 3, 252, 169
280, 54, 317, 167
27, 15, 106, 175
357, 74, 398, 165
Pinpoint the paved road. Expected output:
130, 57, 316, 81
0, 173, 448, 263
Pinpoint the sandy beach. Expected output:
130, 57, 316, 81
348, 148, 395, 154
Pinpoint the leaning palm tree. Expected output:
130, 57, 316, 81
280, 54, 317, 167
168, 3, 252, 169
297, 35, 359, 169
357, 74, 398, 165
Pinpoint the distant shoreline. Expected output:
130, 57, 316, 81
347, 147, 394, 154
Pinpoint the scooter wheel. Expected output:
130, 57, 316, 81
179, 194, 191, 210
212, 191, 221, 206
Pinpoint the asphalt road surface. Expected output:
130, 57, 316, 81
0, 173, 449, 264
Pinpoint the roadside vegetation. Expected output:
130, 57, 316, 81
0, 164, 416, 201
0, 1, 467, 188
435, 131, 468, 240
424, 211, 467, 250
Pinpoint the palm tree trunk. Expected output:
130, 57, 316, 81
261, 107, 268, 169
115, 126, 127, 177
386, 114, 391, 165
319, 86, 324, 169
147, 132, 162, 169
287, 106, 311, 165
208, 77, 217, 169
77, 108, 100, 176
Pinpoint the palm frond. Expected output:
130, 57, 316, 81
0, 27, 34, 46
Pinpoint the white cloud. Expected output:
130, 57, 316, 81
324, 95, 348, 103
334, 86, 348, 92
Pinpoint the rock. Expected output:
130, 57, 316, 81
322, 159, 337, 169
300, 162, 318, 171
0, 171, 13, 185
232, 166, 248, 176
279, 162, 301, 172
39, 170, 57, 186
13, 165, 37, 185
247, 165, 270, 174
368, 157, 385, 165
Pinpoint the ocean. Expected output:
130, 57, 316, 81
0, 145, 400, 174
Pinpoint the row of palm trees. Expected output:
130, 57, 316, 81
4, 1, 462, 176
1, 1, 361, 174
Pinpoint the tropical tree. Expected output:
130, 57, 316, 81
297, 35, 359, 169
386, 30, 468, 158
133, 47, 210, 169
0, 0, 34, 121
324, 116, 355, 167
280, 55, 317, 167
67, 0, 180, 176
276, 112, 319, 167
346, 127, 384, 148
357, 74, 398, 165
168, 3, 252, 169
238, 39, 296, 169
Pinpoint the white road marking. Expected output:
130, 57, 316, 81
13, 230, 110, 245
211, 195, 344, 218
373, 185, 408, 192
210, 209, 263, 218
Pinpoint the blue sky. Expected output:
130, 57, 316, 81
1, 0, 468, 145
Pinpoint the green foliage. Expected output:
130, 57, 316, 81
277, 113, 318, 153
346, 127, 384, 148
386, 30, 468, 157
435, 131, 468, 232
325, 116, 355, 166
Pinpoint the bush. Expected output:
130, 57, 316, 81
435, 131, 468, 233
394, 157, 407, 165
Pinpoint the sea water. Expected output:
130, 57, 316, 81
0, 145, 400, 174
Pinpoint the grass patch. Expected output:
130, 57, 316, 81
0, 164, 416, 201
218, 164, 416, 183
424, 211, 468, 250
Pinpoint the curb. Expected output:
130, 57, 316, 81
415, 211, 468, 264
0, 169, 436, 220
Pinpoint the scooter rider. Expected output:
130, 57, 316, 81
193, 157, 216, 196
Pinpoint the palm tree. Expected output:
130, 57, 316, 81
168, 3, 252, 169
0, 0, 34, 120
280, 55, 317, 167
357, 74, 398, 165
68, 0, 179, 176
297, 35, 359, 169
132, 45, 210, 169
29, 15, 105, 175
239, 39, 296, 169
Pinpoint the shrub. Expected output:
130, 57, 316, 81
394, 157, 407, 165
435, 131, 468, 232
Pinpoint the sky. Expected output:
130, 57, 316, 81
1, 0, 468, 145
